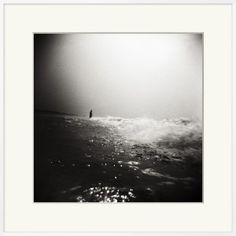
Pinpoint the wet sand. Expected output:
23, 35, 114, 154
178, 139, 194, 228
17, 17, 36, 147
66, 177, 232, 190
34, 112, 202, 202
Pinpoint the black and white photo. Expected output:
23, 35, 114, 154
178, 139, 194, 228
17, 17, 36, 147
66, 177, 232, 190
34, 33, 203, 202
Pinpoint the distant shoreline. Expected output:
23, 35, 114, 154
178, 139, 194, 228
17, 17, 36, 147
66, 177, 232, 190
34, 109, 78, 116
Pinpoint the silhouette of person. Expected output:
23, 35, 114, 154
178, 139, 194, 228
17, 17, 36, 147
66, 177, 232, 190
89, 109, 93, 118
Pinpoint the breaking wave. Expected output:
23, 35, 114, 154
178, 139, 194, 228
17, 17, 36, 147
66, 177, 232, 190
93, 116, 202, 147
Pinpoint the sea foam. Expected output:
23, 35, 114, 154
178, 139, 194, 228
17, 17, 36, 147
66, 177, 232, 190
93, 116, 202, 147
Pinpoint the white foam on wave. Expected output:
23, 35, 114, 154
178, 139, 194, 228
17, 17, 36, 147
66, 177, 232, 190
93, 116, 202, 145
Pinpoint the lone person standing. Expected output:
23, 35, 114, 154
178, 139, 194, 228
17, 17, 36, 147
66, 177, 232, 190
89, 109, 93, 118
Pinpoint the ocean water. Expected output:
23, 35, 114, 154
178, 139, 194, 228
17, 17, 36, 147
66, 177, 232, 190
93, 116, 202, 146
34, 113, 202, 202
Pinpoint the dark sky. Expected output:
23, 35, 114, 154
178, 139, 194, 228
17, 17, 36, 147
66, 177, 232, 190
34, 33, 202, 119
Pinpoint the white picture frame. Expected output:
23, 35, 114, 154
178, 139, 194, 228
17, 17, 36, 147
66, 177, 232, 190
0, 0, 235, 235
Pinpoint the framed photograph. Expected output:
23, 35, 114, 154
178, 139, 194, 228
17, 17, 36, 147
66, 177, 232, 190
1, 0, 235, 235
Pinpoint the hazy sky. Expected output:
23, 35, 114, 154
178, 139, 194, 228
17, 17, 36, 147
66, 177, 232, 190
34, 33, 202, 119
